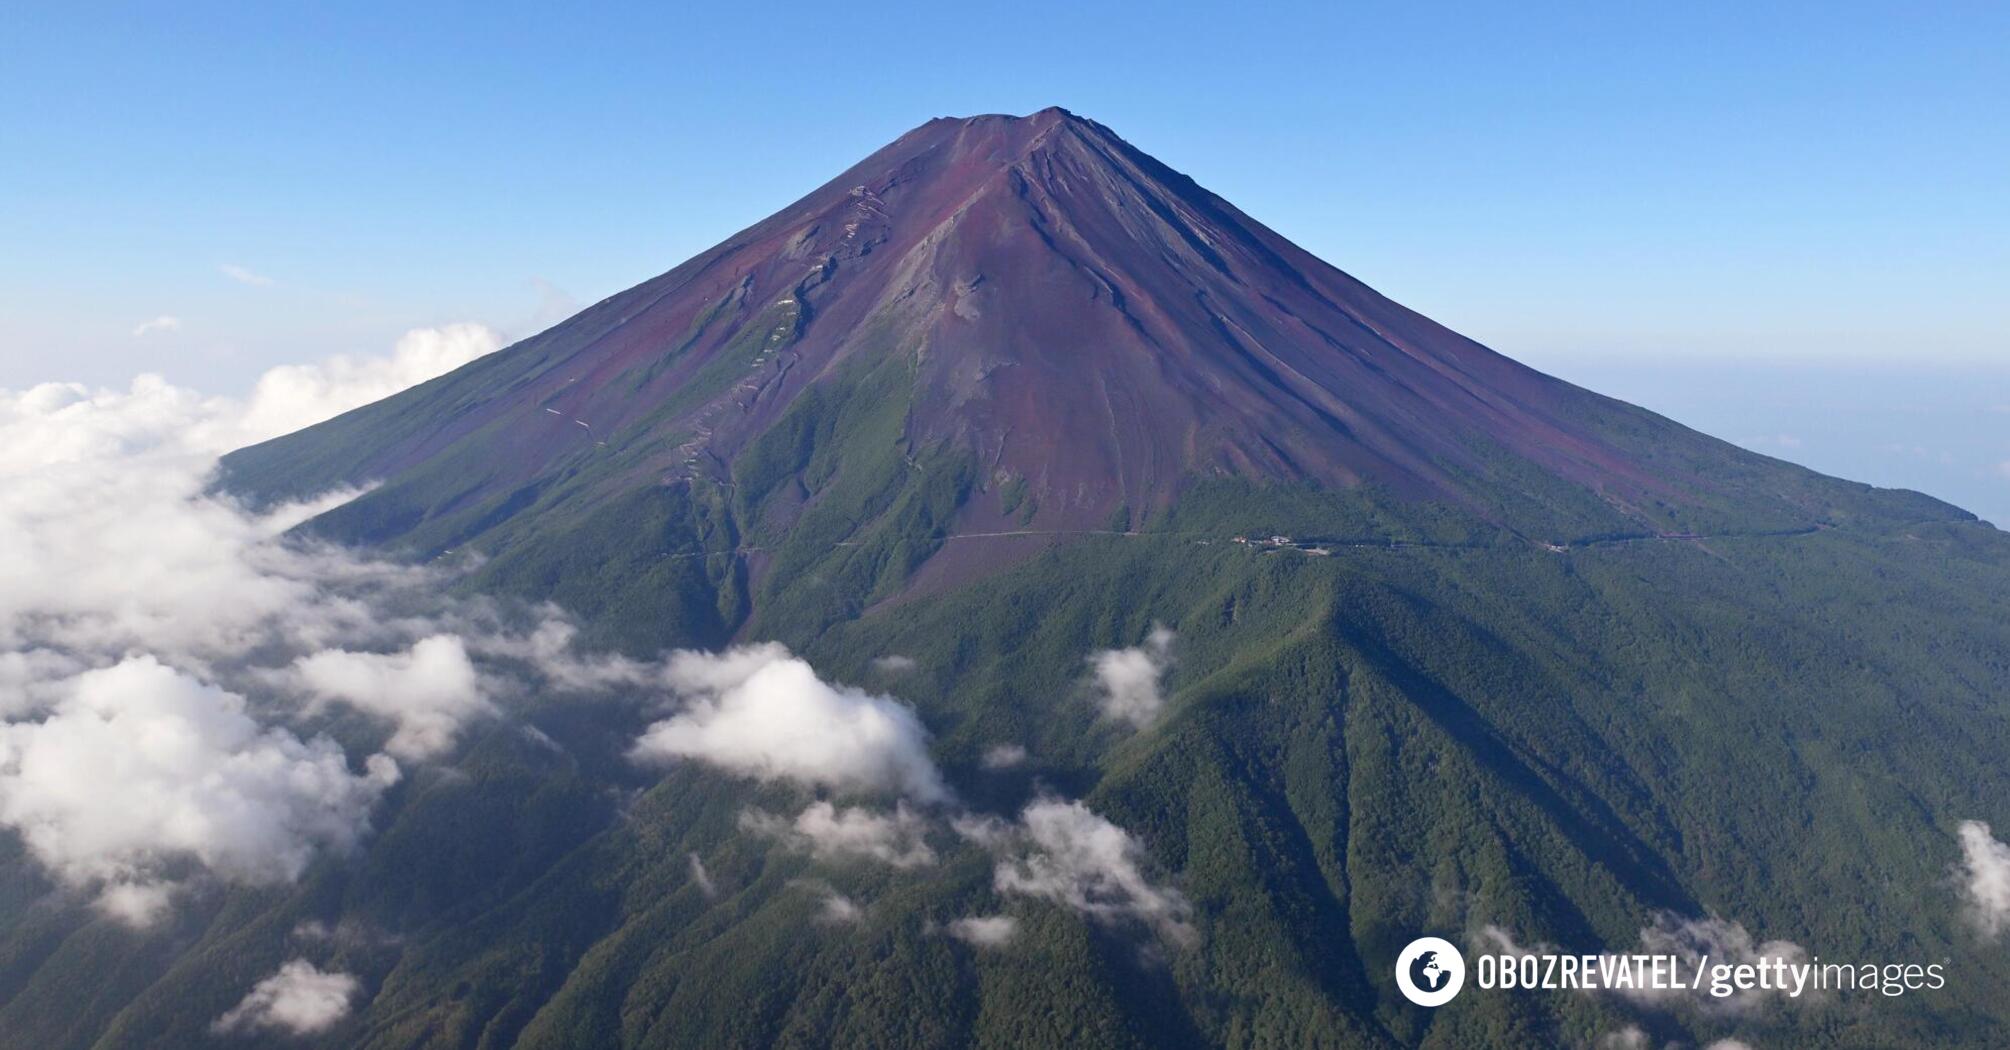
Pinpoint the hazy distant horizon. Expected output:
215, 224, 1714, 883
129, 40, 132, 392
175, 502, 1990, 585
1530, 356, 2010, 529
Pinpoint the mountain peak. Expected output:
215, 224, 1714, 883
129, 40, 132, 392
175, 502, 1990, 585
930, 105, 1081, 127
226, 109, 1933, 607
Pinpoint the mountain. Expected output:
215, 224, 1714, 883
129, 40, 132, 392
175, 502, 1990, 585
219, 107, 1953, 634
10, 110, 2010, 1049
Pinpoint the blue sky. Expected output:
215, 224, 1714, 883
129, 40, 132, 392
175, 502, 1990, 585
2, 1, 2005, 518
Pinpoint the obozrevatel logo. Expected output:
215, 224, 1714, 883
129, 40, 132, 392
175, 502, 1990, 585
1395, 936, 1466, 1007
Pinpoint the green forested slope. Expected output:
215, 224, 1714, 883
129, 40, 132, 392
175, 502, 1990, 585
4, 483, 2006, 1048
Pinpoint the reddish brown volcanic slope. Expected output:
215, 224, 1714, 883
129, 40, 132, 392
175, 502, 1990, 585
231, 107, 1938, 586
530, 107, 1645, 521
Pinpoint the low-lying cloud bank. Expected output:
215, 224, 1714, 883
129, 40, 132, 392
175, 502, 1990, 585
0, 657, 399, 924
0, 331, 1200, 961
0, 328, 512, 921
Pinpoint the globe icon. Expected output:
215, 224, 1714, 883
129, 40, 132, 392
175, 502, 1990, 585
1408, 951, 1449, 993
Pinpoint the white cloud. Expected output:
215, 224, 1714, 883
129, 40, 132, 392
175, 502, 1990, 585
870, 654, 917, 675
131, 315, 181, 338
97, 881, 176, 926
1088, 625, 1175, 728
471, 617, 657, 693
236, 323, 500, 439
992, 798, 1193, 944
633, 645, 948, 802
949, 811, 1014, 848
1595, 1026, 1649, 1050
688, 852, 718, 898
0, 327, 506, 922
1476, 922, 1544, 958
0, 324, 501, 666
945, 914, 1017, 948
1957, 819, 2010, 937
1487, 913, 1805, 1019
0, 657, 397, 924
290, 917, 399, 949
4, 323, 990, 939
742, 800, 937, 868
1704, 1041, 1755, 1050
286, 635, 492, 759
0, 463, 360, 663
1589, 913, 1805, 1016
1487, 909, 1817, 1017
813, 887, 862, 925
219, 263, 275, 287
0, 650, 80, 718
1634, 914, 1805, 1010
213, 959, 360, 1035
980, 743, 1027, 770
662, 642, 794, 696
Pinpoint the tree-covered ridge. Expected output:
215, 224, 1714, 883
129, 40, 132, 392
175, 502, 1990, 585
2, 479, 2005, 1047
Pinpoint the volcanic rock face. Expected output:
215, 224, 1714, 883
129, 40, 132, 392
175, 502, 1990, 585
235, 113, 1615, 514
224, 107, 1951, 610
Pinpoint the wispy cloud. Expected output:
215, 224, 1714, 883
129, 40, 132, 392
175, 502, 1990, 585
742, 800, 938, 868
799, 882, 862, 925
687, 853, 718, 898
980, 743, 1027, 769
1483, 913, 1807, 1017
130, 315, 180, 337
870, 654, 917, 675
985, 798, 1193, 944
1595, 1027, 1649, 1050
220, 263, 275, 287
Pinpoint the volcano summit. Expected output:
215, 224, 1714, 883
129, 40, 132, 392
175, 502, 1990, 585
225, 107, 1948, 616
